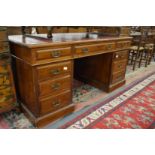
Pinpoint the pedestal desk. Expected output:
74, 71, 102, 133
9, 33, 132, 127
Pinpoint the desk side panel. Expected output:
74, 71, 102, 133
12, 58, 39, 116
10, 43, 34, 64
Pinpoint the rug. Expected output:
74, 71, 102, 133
0, 109, 34, 129
59, 71, 155, 129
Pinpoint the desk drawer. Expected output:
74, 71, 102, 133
116, 41, 131, 49
111, 71, 125, 84
113, 50, 128, 61
37, 61, 72, 81
112, 60, 127, 73
40, 90, 71, 115
0, 41, 9, 53
38, 76, 71, 97
35, 47, 72, 61
75, 43, 115, 55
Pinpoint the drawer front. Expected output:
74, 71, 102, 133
0, 41, 10, 53
37, 61, 72, 81
111, 71, 125, 84
116, 41, 131, 49
75, 42, 115, 55
112, 60, 127, 73
38, 76, 71, 97
0, 30, 8, 41
113, 50, 128, 61
36, 47, 72, 61
40, 90, 71, 115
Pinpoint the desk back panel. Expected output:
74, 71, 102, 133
74, 53, 112, 91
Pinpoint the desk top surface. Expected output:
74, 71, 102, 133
9, 33, 132, 48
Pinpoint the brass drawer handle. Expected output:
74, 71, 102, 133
52, 100, 60, 107
51, 69, 61, 75
82, 48, 88, 53
118, 65, 122, 68
107, 44, 112, 50
51, 83, 61, 90
51, 50, 61, 58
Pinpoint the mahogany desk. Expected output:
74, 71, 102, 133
9, 33, 132, 127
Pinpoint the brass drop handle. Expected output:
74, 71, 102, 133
52, 100, 60, 107
51, 50, 61, 58
51, 69, 60, 75
82, 48, 88, 53
107, 44, 112, 50
118, 64, 122, 68
51, 83, 61, 90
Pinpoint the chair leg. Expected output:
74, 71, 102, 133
133, 60, 136, 70
138, 50, 144, 68
148, 54, 151, 65
133, 52, 138, 71
145, 51, 149, 67
138, 52, 142, 68
132, 52, 136, 65
149, 50, 154, 64
131, 52, 135, 65
129, 51, 134, 65
152, 47, 155, 61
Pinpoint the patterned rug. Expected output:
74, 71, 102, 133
0, 62, 155, 129
0, 109, 34, 129
60, 71, 155, 129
